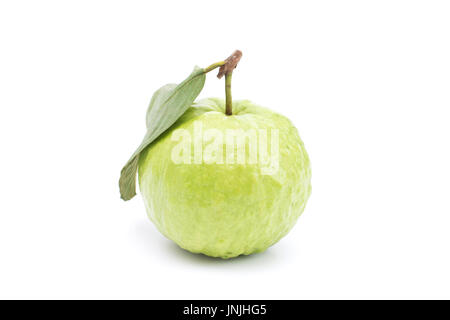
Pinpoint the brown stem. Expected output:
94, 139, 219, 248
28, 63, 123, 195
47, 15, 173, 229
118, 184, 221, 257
217, 50, 242, 79
217, 50, 242, 115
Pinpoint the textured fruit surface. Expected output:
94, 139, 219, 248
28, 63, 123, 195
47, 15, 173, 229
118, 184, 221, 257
138, 98, 311, 258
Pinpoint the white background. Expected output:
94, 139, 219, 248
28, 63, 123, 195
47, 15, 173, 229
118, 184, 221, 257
1, 0, 449, 299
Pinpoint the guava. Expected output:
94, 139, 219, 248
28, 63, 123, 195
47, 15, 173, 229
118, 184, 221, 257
138, 98, 311, 259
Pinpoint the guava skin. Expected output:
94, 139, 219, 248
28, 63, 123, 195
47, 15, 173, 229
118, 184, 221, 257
138, 98, 311, 259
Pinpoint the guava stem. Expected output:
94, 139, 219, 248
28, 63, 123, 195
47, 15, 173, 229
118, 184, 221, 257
203, 50, 242, 116
225, 72, 233, 115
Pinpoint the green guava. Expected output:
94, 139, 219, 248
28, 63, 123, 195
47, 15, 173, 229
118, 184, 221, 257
138, 98, 311, 259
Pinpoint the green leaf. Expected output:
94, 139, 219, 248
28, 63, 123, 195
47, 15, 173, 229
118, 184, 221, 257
145, 83, 177, 129
119, 66, 206, 201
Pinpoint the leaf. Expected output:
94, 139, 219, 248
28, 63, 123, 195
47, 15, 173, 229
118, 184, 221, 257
119, 66, 206, 200
145, 83, 177, 129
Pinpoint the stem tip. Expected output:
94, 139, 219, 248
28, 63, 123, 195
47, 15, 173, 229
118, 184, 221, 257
217, 50, 242, 79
